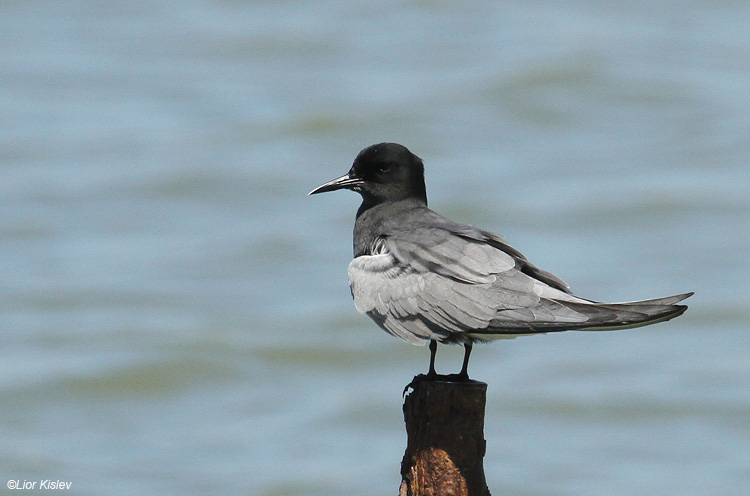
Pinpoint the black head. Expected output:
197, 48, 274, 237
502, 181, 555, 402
309, 143, 427, 209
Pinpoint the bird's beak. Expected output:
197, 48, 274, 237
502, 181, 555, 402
308, 172, 363, 195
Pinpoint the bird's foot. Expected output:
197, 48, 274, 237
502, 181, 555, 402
439, 372, 472, 382
402, 371, 473, 396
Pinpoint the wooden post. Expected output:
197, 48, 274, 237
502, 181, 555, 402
399, 376, 491, 496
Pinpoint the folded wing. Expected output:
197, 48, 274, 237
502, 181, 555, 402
348, 222, 691, 345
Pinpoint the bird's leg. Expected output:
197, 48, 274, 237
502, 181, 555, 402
403, 340, 438, 396
427, 340, 438, 378
458, 342, 473, 380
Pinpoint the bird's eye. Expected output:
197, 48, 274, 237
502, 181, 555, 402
378, 163, 393, 173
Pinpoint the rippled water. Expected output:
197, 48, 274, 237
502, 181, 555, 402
1, 1, 749, 495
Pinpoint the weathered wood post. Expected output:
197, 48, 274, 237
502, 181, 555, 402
399, 376, 491, 496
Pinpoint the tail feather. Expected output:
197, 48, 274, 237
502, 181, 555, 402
612, 291, 693, 307
564, 292, 692, 331
472, 292, 693, 337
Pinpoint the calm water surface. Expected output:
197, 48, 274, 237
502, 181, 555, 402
1, 1, 749, 495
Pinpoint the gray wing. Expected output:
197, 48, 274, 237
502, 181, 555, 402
348, 225, 691, 346
348, 225, 585, 345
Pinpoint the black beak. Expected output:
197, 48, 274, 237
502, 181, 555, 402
308, 173, 363, 195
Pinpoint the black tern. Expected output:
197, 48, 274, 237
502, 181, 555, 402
310, 143, 692, 380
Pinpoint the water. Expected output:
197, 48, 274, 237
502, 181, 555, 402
1, 1, 749, 495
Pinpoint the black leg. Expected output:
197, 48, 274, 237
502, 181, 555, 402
458, 342, 473, 380
427, 340, 437, 378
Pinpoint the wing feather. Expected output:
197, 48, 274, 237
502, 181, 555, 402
348, 224, 689, 346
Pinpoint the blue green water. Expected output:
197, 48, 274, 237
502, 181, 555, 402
1, 1, 749, 495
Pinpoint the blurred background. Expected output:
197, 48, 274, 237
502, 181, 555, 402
1, 1, 748, 495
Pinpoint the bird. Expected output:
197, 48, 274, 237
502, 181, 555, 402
310, 142, 692, 380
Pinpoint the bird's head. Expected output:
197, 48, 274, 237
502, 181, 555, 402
309, 143, 427, 208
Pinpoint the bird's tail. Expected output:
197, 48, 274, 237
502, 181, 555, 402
468, 292, 693, 339
567, 291, 693, 331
